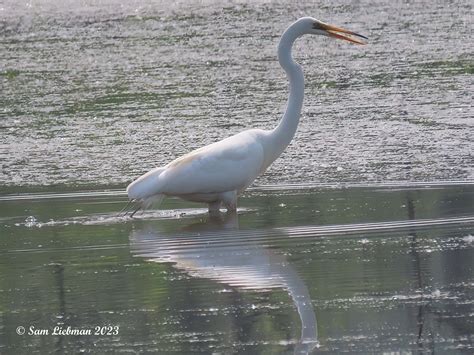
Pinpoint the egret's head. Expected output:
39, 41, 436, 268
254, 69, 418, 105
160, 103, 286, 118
295, 17, 367, 44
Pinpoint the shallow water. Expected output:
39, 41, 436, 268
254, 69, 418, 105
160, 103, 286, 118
1, 0, 473, 189
1, 183, 474, 353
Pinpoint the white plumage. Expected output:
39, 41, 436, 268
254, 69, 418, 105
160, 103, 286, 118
125, 17, 367, 215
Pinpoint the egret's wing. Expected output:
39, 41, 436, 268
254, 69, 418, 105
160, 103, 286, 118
158, 131, 265, 195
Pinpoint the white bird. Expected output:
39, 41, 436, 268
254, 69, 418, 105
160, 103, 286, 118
125, 17, 367, 216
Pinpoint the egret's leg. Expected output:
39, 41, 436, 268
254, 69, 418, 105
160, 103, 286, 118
118, 199, 134, 217
221, 191, 238, 212
225, 203, 237, 213
208, 201, 221, 214
129, 204, 141, 218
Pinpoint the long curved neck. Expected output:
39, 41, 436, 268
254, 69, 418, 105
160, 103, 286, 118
267, 25, 305, 162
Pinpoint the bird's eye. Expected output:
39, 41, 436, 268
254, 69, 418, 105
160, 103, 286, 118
312, 22, 322, 30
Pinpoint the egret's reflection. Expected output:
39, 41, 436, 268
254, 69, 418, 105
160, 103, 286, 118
129, 212, 318, 354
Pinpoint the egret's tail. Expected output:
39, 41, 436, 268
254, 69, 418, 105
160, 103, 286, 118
123, 193, 165, 218
127, 166, 167, 200
143, 193, 164, 209
124, 166, 167, 217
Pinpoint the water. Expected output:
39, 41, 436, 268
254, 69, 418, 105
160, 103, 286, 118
1, 183, 473, 353
1, 1, 473, 353
1, 0, 472, 189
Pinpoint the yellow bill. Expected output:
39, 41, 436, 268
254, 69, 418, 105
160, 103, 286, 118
317, 22, 368, 45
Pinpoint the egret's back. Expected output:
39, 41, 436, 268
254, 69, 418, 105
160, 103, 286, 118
127, 130, 266, 201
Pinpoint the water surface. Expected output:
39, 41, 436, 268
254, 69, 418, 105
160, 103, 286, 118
1, 183, 473, 353
1, 0, 473, 189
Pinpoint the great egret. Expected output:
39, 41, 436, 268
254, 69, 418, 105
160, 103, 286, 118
125, 17, 367, 216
